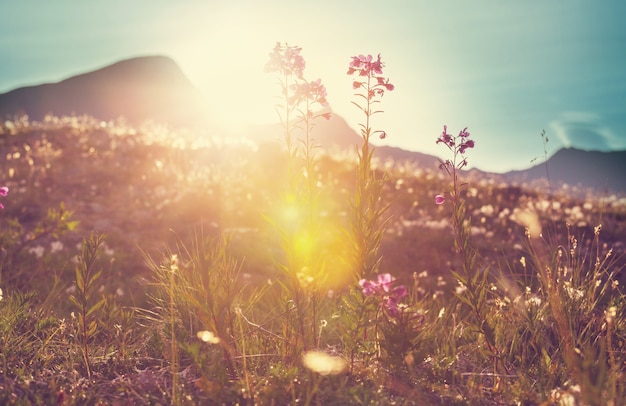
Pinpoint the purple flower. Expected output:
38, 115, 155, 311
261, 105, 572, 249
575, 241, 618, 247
359, 273, 408, 319
0, 185, 7, 210
458, 127, 470, 138
435, 195, 446, 205
359, 279, 378, 296
436, 125, 454, 147
377, 273, 394, 292
459, 139, 475, 154
265, 42, 306, 78
386, 296, 401, 317
392, 285, 407, 298
289, 78, 329, 107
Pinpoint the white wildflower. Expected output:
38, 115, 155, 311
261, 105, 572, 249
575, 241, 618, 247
302, 350, 347, 376
28, 245, 45, 258
50, 241, 64, 254
197, 330, 220, 344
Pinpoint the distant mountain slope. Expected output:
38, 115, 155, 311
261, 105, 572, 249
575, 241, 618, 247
502, 148, 626, 195
248, 111, 442, 170
0, 56, 209, 127
247, 110, 362, 148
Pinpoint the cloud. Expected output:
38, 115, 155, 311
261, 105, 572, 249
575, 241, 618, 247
548, 111, 622, 151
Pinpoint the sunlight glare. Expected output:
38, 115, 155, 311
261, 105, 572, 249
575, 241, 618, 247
175, 9, 277, 132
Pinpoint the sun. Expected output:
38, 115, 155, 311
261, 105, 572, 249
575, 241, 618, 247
172, 11, 280, 132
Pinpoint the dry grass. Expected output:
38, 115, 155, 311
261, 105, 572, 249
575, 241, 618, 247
0, 115, 624, 404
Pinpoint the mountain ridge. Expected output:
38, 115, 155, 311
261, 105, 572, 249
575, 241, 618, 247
0, 55, 210, 127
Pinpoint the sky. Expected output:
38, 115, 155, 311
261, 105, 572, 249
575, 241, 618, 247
1, 1, 625, 172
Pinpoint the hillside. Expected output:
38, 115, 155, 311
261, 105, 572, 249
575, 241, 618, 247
1, 116, 624, 293
1, 56, 625, 198
0, 116, 625, 404
0, 56, 209, 127
503, 148, 626, 196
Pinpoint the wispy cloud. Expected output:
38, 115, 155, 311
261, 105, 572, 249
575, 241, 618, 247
549, 111, 623, 151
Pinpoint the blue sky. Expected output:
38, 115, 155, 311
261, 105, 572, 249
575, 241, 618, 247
1, 1, 625, 172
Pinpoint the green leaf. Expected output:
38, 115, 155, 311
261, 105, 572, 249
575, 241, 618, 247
87, 320, 98, 337
454, 292, 474, 309
66, 221, 80, 231
75, 267, 84, 291
68, 295, 82, 309
450, 270, 468, 286
89, 269, 102, 286
86, 298, 106, 318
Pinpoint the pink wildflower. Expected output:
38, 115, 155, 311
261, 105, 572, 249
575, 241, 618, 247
289, 78, 329, 107
377, 273, 394, 292
459, 139, 475, 154
436, 125, 454, 147
265, 42, 306, 78
435, 195, 446, 205
359, 273, 408, 318
0, 186, 7, 209
359, 279, 378, 296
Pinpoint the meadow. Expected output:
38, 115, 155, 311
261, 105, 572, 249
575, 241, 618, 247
0, 45, 624, 405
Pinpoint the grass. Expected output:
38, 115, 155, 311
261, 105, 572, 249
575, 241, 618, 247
0, 48, 624, 404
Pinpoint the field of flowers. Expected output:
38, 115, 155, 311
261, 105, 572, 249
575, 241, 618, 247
0, 45, 624, 405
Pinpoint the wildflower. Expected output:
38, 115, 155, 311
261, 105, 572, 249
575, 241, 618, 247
435, 195, 446, 205
302, 350, 347, 375
376, 76, 395, 91
289, 78, 329, 107
358, 278, 378, 296
170, 254, 179, 273
605, 306, 617, 324
197, 330, 220, 344
347, 53, 394, 136
525, 296, 542, 308
386, 296, 401, 317
347, 54, 384, 76
377, 273, 394, 292
455, 284, 468, 295
436, 125, 475, 155
359, 273, 394, 296
359, 273, 408, 318
458, 139, 475, 154
436, 125, 454, 147
386, 286, 407, 317
29, 245, 45, 258
50, 241, 64, 254
594, 224, 602, 236
0, 185, 8, 209
265, 42, 305, 78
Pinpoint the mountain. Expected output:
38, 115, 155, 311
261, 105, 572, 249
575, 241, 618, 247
502, 148, 626, 196
0, 56, 210, 127
244, 109, 361, 148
